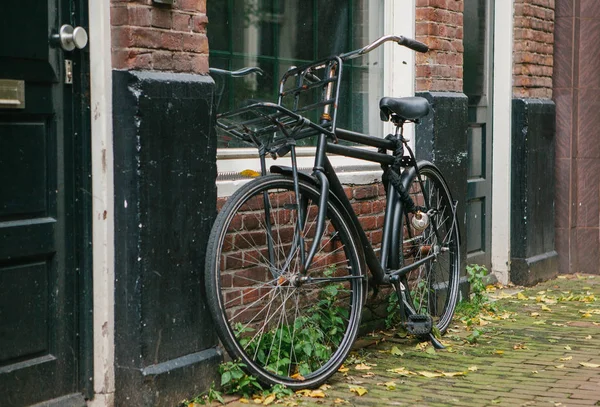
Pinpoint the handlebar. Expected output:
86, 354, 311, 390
340, 34, 428, 60
209, 67, 264, 77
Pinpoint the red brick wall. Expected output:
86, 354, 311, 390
513, 0, 555, 98
110, 0, 209, 73
415, 0, 464, 92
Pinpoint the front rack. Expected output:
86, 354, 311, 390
214, 56, 343, 154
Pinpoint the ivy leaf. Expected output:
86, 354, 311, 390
221, 371, 232, 386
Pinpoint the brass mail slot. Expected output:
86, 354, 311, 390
0, 79, 25, 109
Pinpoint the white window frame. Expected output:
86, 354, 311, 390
216, 0, 417, 197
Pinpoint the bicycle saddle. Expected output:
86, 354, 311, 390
379, 96, 430, 122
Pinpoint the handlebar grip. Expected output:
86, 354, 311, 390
398, 36, 429, 53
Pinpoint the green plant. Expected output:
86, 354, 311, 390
219, 361, 262, 398
181, 382, 224, 406
455, 264, 497, 319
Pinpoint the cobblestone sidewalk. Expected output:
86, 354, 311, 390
223, 274, 600, 407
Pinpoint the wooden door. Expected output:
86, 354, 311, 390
0, 1, 90, 405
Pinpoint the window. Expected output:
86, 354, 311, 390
208, 0, 385, 148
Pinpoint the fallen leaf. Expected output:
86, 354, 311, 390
585, 335, 592, 340
334, 398, 348, 404
239, 398, 250, 404
468, 366, 478, 372
386, 367, 412, 376
354, 363, 371, 371
348, 385, 368, 396
541, 304, 552, 312
240, 169, 261, 178
513, 343, 528, 350
565, 345, 572, 351
531, 312, 540, 317
390, 346, 404, 356
494, 350, 504, 355
379, 381, 397, 390
554, 364, 565, 369
442, 371, 467, 377
338, 366, 349, 373
263, 395, 276, 405
517, 292, 528, 300
291, 372, 305, 380
418, 371, 444, 378
533, 320, 546, 325
579, 362, 600, 368
559, 356, 572, 361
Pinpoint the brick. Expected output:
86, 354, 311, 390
110, 5, 128, 26
173, 12, 192, 31
182, 32, 208, 53
152, 7, 173, 29
128, 5, 152, 27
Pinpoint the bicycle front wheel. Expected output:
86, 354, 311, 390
400, 163, 460, 334
205, 174, 365, 389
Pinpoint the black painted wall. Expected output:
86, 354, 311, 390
511, 99, 558, 286
113, 71, 220, 406
415, 92, 469, 297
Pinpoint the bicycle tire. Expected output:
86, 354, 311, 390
205, 174, 365, 389
399, 163, 460, 334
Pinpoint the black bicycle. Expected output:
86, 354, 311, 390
205, 35, 460, 389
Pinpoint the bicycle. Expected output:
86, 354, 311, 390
205, 35, 461, 389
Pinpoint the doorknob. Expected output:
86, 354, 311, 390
55, 24, 88, 51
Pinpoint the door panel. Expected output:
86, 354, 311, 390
464, 0, 493, 269
0, 1, 88, 405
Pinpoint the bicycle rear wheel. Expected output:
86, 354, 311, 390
205, 174, 365, 389
400, 163, 460, 334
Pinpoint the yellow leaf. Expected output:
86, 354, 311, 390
517, 292, 527, 300
355, 363, 371, 370
263, 395, 276, 405
386, 367, 412, 376
390, 346, 404, 356
531, 312, 540, 317
579, 362, 600, 368
240, 169, 261, 178
533, 320, 546, 325
253, 397, 263, 404
541, 304, 552, 312
442, 371, 467, 377
585, 335, 592, 340
552, 322, 566, 327
239, 398, 250, 404
468, 366, 478, 372
555, 364, 565, 369
348, 385, 368, 396
338, 365, 349, 373
418, 371, 444, 378
565, 345, 572, 351
494, 350, 504, 355
334, 398, 348, 404
513, 343, 527, 350
290, 372, 305, 380
319, 384, 332, 391
379, 381, 397, 390
308, 390, 326, 398
560, 356, 572, 361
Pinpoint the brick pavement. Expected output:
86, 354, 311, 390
219, 274, 600, 407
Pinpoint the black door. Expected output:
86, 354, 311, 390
464, 0, 493, 270
0, 1, 91, 406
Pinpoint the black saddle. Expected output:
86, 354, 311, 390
379, 96, 430, 122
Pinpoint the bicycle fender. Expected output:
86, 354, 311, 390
270, 165, 317, 184
399, 159, 435, 188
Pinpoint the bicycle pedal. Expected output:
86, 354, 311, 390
406, 314, 433, 336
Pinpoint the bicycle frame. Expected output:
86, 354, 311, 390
271, 127, 439, 288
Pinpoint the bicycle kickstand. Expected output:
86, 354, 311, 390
391, 276, 445, 350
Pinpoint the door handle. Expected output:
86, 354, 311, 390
54, 24, 88, 51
